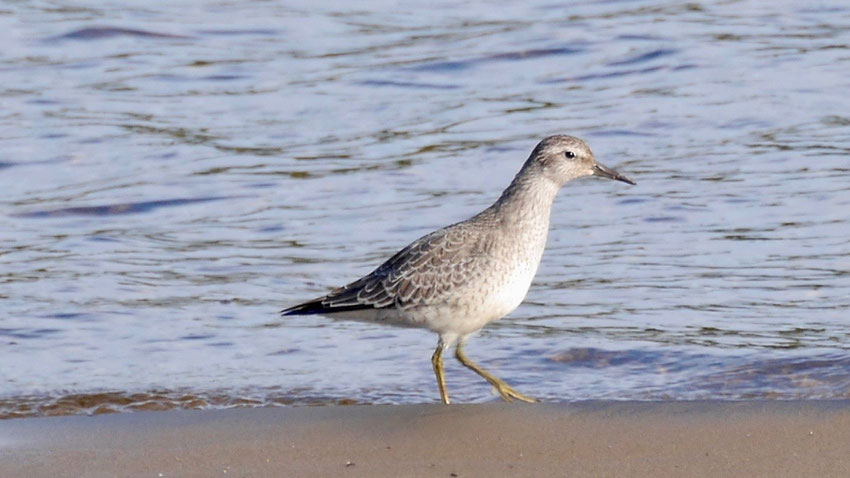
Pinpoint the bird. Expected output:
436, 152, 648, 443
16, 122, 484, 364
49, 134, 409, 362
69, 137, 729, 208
281, 135, 635, 404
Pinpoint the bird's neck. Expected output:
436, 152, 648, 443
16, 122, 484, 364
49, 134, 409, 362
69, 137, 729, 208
489, 170, 561, 228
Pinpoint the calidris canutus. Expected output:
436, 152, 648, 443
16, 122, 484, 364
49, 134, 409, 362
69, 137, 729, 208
281, 135, 635, 404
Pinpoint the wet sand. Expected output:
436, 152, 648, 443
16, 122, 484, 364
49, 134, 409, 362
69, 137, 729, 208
2, 401, 849, 477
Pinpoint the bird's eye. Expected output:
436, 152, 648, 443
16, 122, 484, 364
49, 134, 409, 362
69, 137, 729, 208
564, 151, 576, 159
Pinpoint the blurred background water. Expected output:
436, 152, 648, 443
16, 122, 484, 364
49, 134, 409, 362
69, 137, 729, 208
1, 0, 849, 417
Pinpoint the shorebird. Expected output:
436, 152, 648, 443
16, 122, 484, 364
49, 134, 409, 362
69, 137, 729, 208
281, 135, 635, 404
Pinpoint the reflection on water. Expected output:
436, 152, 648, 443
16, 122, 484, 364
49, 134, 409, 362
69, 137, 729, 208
1, 0, 849, 417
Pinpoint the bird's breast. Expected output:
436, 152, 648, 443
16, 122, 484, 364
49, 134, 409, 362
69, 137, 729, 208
477, 220, 549, 321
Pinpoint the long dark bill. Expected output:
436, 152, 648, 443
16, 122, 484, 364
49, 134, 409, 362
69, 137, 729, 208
593, 162, 636, 185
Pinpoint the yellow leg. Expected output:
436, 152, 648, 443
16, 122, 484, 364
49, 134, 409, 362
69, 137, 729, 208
455, 342, 538, 403
431, 341, 450, 404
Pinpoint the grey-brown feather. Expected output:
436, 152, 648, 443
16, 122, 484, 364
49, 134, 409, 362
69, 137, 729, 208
281, 214, 498, 315
280, 135, 632, 330
279, 135, 635, 405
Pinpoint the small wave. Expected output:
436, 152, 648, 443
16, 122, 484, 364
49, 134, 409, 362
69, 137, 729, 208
0, 389, 361, 419
12, 196, 234, 218
48, 27, 192, 42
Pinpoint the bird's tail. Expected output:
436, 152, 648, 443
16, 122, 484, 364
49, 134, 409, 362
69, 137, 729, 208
280, 298, 327, 316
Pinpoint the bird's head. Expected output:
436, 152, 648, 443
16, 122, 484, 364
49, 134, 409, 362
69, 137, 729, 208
529, 135, 635, 187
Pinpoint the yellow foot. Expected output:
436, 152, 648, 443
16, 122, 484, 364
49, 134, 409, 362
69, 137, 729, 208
493, 382, 539, 403
454, 341, 540, 404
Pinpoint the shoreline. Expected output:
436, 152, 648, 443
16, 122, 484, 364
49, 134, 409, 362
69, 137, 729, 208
3, 401, 850, 477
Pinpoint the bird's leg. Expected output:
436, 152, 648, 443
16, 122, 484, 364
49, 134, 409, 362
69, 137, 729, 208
455, 341, 538, 403
431, 340, 450, 404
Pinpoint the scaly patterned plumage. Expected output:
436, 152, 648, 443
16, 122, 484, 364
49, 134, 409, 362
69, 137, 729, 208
282, 135, 635, 404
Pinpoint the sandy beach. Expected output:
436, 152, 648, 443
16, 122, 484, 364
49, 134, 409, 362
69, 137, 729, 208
2, 401, 849, 477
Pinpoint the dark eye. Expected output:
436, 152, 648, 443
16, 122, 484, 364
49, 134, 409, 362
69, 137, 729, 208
564, 151, 576, 159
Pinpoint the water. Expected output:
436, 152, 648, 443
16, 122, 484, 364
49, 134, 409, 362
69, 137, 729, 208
2, 0, 849, 418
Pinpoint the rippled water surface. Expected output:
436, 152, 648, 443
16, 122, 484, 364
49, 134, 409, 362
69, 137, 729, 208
2, 0, 849, 417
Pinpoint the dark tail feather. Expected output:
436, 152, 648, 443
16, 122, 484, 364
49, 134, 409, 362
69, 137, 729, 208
280, 298, 327, 316
280, 298, 377, 316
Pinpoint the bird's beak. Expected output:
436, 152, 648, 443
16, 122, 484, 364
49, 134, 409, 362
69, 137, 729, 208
592, 162, 636, 185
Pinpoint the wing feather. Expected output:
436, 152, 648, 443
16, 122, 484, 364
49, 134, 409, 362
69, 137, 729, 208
281, 222, 494, 316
